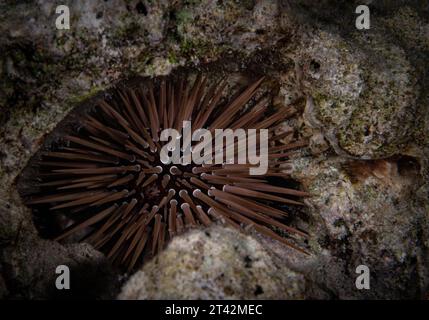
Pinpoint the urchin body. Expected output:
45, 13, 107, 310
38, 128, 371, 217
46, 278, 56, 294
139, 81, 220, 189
21, 74, 309, 271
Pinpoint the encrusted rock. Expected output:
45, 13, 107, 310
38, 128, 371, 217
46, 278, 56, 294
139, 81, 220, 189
0, 0, 428, 300
299, 29, 418, 159
119, 225, 306, 299
290, 155, 428, 298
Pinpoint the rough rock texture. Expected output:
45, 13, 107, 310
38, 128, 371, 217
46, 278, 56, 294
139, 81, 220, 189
0, 192, 119, 299
1, 0, 428, 299
290, 155, 428, 299
300, 30, 418, 159
119, 225, 306, 299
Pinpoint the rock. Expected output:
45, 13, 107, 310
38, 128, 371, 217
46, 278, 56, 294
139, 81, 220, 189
298, 28, 418, 159
289, 155, 428, 298
0, 192, 120, 299
308, 131, 330, 156
0, 0, 296, 299
1, 237, 119, 299
118, 225, 306, 299
175, 0, 281, 54
0, 0, 428, 300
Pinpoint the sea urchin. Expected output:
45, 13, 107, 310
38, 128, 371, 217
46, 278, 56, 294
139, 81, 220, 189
19, 73, 309, 271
